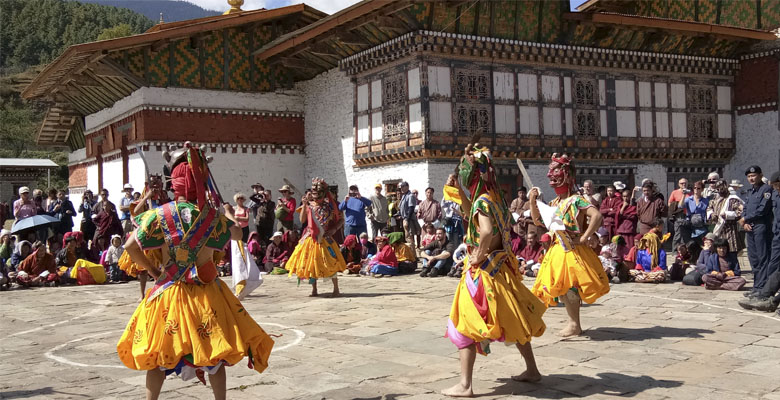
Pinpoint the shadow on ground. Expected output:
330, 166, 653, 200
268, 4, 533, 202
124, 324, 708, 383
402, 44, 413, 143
582, 326, 714, 341
0, 387, 90, 399
488, 372, 682, 398
331, 292, 418, 298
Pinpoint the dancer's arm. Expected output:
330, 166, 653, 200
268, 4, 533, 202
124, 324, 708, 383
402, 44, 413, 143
222, 204, 243, 241
469, 211, 494, 267
528, 188, 543, 227
124, 234, 160, 279
579, 207, 603, 245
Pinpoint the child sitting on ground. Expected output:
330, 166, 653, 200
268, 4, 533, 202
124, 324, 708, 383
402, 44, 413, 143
104, 234, 125, 282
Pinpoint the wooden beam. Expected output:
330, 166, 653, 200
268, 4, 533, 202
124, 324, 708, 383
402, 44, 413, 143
277, 57, 320, 72
100, 58, 148, 88
335, 31, 372, 47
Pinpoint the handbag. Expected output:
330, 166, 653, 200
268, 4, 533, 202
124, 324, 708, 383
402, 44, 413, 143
690, 213, 705, 229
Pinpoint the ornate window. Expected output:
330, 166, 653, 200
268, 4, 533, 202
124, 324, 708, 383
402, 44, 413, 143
383, 108, 407, 139
454, 69, 490, 100
574, 110, 598, 137
383, 74, 406, 108
574, 79, 597, 107
688, 86, 714, 112
455, 104, 491, 135
688, 114, 715, 139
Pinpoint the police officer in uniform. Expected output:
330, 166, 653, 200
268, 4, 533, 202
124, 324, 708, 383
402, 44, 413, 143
740, 166, 774, 296
739, 171, 780, 312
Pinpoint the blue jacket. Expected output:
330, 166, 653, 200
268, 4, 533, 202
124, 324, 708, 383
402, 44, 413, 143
705, 253, 741, 275
636, 249, 667, 272
338, 196, 372, 227
695, 249, 712, 273
772, 191, 780, 235
744, 182, 773, 224
399, 192, 418, 220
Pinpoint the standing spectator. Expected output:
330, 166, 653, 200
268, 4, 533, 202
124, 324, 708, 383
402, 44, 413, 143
741, 166, 774, 296
119, 183, 135, 235
417, 187, 442, 228
708, 180, 744, 255
276, 185, 296, 232
509, 186, 530, 236
681, 181, 709, 245
637, 181, 667, 235
13, 186, 36, 221
339, 185, 372, 237
251, 189, 275, 243
0, 201, 9, 227
94, 188, 115, 215
702, 172, 721, 200
48, 189, 75, 235
668, 178, 692, 249
729, 179, 745, 200
45, 189, 58, 214
399, 182, 421, 248
582, 180, 600, 208
78, 190, 97, 241
614, 186, 637, 248
247, 183, 264, 223
367, 184, 389, 239
92, 202, 123, 252
441, 174, 464, 245
599, 185, 622, 238
702, 239, 746, 291
233, 193, 250, 242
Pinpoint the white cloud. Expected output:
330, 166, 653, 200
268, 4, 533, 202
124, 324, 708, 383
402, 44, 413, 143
286, 0, 361, 14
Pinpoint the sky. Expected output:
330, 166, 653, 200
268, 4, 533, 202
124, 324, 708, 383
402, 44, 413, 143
190, 0, 590, 15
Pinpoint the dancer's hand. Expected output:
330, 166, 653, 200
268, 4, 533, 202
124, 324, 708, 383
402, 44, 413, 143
528, 187, 540, 201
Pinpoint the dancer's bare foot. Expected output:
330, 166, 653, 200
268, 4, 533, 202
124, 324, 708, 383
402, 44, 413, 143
558, 324, 582, 337
309, 291, 318, 297
511, 370, 542, 383
441, 382, 473, 398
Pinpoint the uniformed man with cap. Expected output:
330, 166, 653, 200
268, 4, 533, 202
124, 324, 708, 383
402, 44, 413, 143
739, 171, 780, 314
740, 165, 774, 296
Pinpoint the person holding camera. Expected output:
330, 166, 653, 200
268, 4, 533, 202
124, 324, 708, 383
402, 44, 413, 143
48, 189, 75, 235
339, 185, 372, 237
680, 181, 709, 246
668, 178, 692, 249
78, 190, 97, 241
250, 187, 276, 244
276, 185, 296, 232
702, 172, 721, 201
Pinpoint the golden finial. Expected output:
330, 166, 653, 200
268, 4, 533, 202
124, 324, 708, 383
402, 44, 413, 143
225, 0, 244, 14
158, 12, 164, 24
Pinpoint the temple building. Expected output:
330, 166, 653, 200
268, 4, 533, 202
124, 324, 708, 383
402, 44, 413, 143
23, 0, 780, 224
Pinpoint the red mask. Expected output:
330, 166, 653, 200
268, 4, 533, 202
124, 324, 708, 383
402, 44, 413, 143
547, 155, 573, 196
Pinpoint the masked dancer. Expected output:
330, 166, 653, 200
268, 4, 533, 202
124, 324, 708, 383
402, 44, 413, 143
443, 143, 547, 397
116, 142, 274, 399
529, 154, 610, 337
286, 178, 347, 297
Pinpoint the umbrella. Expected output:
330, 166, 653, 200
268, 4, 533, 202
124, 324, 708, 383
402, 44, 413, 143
11, 214, 60, 234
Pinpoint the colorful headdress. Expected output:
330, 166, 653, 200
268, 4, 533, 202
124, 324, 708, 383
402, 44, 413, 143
165, 142, 220, 210
458, 145, 507, 209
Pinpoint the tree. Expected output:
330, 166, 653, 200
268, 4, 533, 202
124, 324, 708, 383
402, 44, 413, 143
97, 23, 134, 41
0, 103, 38, 158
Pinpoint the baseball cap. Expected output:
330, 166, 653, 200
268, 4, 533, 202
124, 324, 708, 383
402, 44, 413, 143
18, 186, 30, 195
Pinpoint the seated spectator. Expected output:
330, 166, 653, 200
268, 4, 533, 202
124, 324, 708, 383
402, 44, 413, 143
518, 232, 544, 275
668, 243, 691, 281
421, 223, 436, 247
607, 235, 630, 283
629, 219, 668, 283
702, 239, 746, 291
683, 233, 715, 286
7, 240, 32, 273
341, 234, 363, 274
510, 230, 525, 258
359, 232, 377, 258
16, 241, 58, 287
419, 227, 455, 277
526, 234, 552, 277
247, 232, 264, 266
587, 233, 601, 254
105, 234, 125, 282
0, 229, 12, 265
56, 235, 77, 268
368, 236, 398, 277
388, 232, 416, 274
264, 232, 290, 273
448, 243, 468, 278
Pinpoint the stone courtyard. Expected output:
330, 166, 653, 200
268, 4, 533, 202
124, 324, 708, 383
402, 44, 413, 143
2, 268, 780, 400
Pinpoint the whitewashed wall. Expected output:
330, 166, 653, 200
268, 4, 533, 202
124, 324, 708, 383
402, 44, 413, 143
727, 111, 780, 181
101, 155, 124, 207
636, 163, 667, 194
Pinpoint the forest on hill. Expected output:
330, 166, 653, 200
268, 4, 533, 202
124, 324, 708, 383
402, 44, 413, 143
0, 0, 155, 191
76, 0, 221, 23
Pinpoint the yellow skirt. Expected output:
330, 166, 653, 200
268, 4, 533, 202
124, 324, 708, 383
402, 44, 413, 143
531, 241, 610, 306
118, 251, 144, 277
285, 236, 346, 280
116, 279, 274, 375
447, 251, 546, 355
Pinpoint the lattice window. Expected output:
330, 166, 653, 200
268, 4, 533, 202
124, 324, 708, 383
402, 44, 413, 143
383, 108, 407, 139
687, 86, 714, 112
574, 79, 597, 107
383, 74, 406, 108
688, 114, 715, 139
454, 69, 490, 100
574, 110, 598, 138
455, 104, 491, 135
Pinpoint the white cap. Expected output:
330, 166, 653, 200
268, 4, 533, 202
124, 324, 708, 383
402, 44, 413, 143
18, 186, 30, 195
270, 231, 283, 240
0, 229, 10, 238
613, 181, 626, 191
123, 183, 134, 190
708, 172, 720, 180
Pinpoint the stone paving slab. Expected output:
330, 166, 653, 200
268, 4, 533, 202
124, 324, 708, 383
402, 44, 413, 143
2, 270, 780, 399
